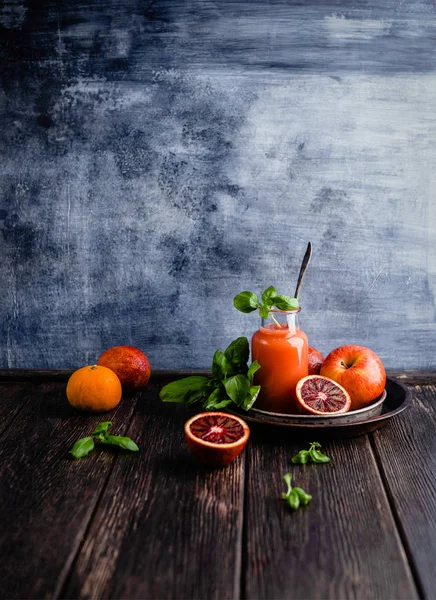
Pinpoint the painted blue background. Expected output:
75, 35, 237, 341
1, 0, 435, 369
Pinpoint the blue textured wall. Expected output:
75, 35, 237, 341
1, 1, 435, 370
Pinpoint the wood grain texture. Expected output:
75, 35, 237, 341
0, 382, 138, 600
62, 386, 245, 600
243, 431, 418, 599
372, 384, 436, 599
0, 381, 34, 437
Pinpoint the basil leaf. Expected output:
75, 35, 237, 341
259, 304, 270, 320
101, 434, 139, 452
293, 487, 312, 506
224, 374, 250, 406
310, 449, 330, 463
247, 360, 261, 383
159, 376, 209, 403
261, 286, 277, 304
92, 422, 112, 436
273, 295, 299, 310
70, 437, 95, 460
287, 490, 300, 510
224, 336, 250, 367
233, 291, 259, 313
310, 442, 322, 449
212, 349, 237, 379
291, 450, 310, 464
204, 387, 232, 410
242, 385, 261, 411
283, 473, 292, 496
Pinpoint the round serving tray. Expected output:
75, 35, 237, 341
229, 378, 410, 438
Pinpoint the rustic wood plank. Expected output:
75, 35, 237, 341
243, 430, 418, 600
0, 381, 138, 600
372, 383, 436, 599
62, 382, 245, 600
0, 382, 35, 437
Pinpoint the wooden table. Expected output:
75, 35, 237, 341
1, 370, 435, 600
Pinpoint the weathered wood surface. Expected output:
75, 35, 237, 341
0, 375, 435, 599
372, 383, 436, 599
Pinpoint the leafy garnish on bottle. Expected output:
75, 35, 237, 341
234, 286, 299, 326
159, 337, 261, 412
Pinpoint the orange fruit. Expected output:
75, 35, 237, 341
66, 365, 122, 412
184, 412, 250, 466
296, 375, 351, 415
97, 345, 151, 393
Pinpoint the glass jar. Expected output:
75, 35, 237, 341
251, 308, 308, 414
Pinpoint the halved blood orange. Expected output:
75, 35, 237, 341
296, 375, 351, 415
184, 412, 250, 466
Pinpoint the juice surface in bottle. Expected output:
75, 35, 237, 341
251, 309, 308, 414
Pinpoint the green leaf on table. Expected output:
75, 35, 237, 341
242, 385, 261, 411
291, 450, 310, 464
273, 295, 299, 311
70, 437, 95, 460
247, 360, 261, 383
293, 487, 312, 506
212, 349, 236, 379
233, 291, 259, 313
224, 336, 250, 367
159, 376, 209, 403
92, 422, 112, 436
309, 448, 331, 463
287, 489, 300, 510
204, 387, 231, 410
224, 374, 251, 406
101, 435, 139, 452
261, 286, 277, 304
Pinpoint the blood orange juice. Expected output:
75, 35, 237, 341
251, 309, 308, 414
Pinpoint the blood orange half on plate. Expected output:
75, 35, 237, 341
296, 375, 351, 415
184, 412, 250, 466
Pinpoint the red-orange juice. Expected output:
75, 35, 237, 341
251, 310, 308, 414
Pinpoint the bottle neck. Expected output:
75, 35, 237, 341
261, 310, 300, 334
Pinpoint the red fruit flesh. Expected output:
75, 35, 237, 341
308, 347, 324, 375
190, 414, 245, 444
296, 375, 351, 415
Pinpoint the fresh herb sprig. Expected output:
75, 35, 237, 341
233, 286, 299, 327
282, 474, 312, 510
70, 422, 139, 460
159, 337, 261, 412
292, 442, 331, 464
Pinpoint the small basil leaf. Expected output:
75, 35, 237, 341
293, 487, 312, 506
224, 336, 250, 367
259, 304, 270, 320
309, 448, 330, 463
233, 291, 259, 313
273, 295, 299, 311
204, 387, 232, 410
159, 376, 209, 403
241, 385, 261, 411
224, 374, 251, 406
287, 490, 300, 510
247, 360, 261, 383
283, 473, 293, 496
212, 349, 236, 379
101, 434, 139, 452
310, 442, 322, 449
92, 422, 112, 436
261, 286, 277, 304
70, 437, 95, 460
291, 450, 310, 464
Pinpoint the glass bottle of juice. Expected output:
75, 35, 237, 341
251, 308, 308, 414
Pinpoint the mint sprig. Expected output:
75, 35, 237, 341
234, 287, 299, 326
159, 337, 261, 412
282, 474, 312, 510
70, 422, 139, 459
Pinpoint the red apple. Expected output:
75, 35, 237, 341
97, 346, 151, 393
320, 345, 386, 410
308, 347, 324, 375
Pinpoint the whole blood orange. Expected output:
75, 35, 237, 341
308, 347, 324, 375
296, 375, 351, 415
184, 412, 250, 466
66, 365, 122, 412
97, 346, 151, 393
